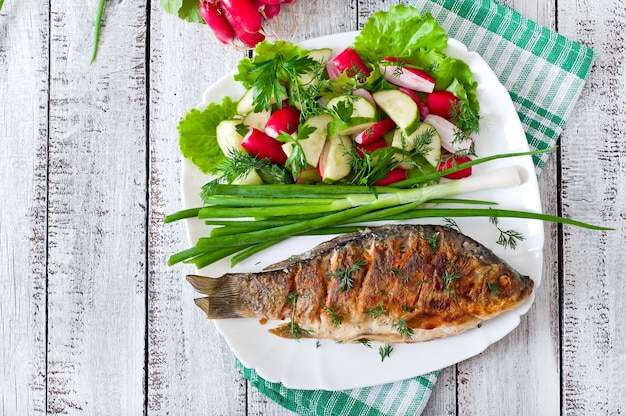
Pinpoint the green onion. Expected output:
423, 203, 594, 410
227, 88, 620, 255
90, 0, 106, 64
166, 149, 612, 268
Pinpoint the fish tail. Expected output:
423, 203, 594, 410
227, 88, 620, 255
187, 274, 247, 319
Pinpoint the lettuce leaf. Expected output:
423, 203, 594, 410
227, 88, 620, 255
353, 5, 479, 116
353, 5, 448, 64
177, 96, 237, 174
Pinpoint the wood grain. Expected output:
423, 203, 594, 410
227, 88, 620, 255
0, 0, 48, 414
146, 4, 250, 414
558, 0, 626, 413
45, 0, 147, 413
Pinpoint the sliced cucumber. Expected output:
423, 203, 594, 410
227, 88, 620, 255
372, 90, 419, 131
236, 87, 288, 114
232, 169, 264, 185
216, 120, 245, 155
326, 95, 377, 119
242, 109, 271, 131
318, 135, 352, 183
298, 48, 333, 86
391, 122, 442, 168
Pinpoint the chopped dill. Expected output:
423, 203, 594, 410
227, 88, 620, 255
427, 232, 440, 248
322, 304, 343, 326
379, 344, 393, 362
327, 260, 368, 291
366, 302, 386, 319
358, 339, 372, 348
393, 318, 414, 340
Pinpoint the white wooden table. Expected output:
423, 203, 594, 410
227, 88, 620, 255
1, 0, 625, 414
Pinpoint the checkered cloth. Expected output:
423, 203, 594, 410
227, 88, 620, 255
238, 0, 595, 414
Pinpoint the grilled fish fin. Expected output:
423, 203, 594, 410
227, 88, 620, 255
186, 274, 246, 319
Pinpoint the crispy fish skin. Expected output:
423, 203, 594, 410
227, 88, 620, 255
187, 224, 534, 343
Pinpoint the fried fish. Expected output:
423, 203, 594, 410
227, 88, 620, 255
187, 224, 534, 343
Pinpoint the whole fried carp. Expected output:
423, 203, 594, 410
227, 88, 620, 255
187, 224, 534, 343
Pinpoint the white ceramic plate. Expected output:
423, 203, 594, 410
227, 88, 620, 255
180, 31, 544, 390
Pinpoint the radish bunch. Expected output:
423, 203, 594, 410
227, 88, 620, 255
198, 0, 293, 48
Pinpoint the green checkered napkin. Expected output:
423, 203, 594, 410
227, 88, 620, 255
237, 0, 595, 414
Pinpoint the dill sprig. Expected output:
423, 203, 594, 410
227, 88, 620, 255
284, 292, 310, 341
442, 269, 461, 297
393, 318, 414, 340
326, 260, 368, 291
366, 302, 386, 319
322, 305, 343, 326
200, 149, 290, 200
379, 344, 393, 362
490, 216, 526, 250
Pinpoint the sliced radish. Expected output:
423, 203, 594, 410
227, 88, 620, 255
331, 48, 371, 83
373, 168, 408, 186
398, 87, 429, 121
379, 57, 435, 93
352, 118, 396, 145
438, 154, 473, 179
427, 91, 461, 119
265, 105, 300, 138
241, 128, 288, 164
355, 137, 387, 157
423, 114, 473, 153
325, 59, 342, 79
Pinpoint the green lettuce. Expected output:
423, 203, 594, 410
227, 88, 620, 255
353, 5, 479, 116
177, 96, 237, 174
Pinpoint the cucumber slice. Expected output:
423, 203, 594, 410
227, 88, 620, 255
216, 120, 245, 155
318, 135, 352, 183
372, 90, 419, 131
326, 95, 377, 119
281, 114, 332, 168
237, 87, 288, 114
391, 122, 442, 168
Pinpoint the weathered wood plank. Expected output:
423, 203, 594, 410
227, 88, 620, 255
558, 0, 626, 413
454, 0, 562, 414
44, 0, 147, 413
0, 0, 48, 414
146, 5, 251, 415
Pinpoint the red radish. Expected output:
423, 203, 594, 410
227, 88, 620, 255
352, 118, 396, 145
398, 87, 429, 121
331, 48, 371, 83
241, 128, 288, 164
219, 0, 263, 34
355, 137, 387, 157
264, 105, 300, 138
262, 3, 281, 18
427, 91, 461, 119
379, 57, 435, 93
423, 114, 473, 153
220, 5, 265, 47
258, 0, 289, 3
198, 1, 235, 45
437, 154, 473, 179
373, 168, 408, 186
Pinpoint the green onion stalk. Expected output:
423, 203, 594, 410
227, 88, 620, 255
165, 149, 613, 270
